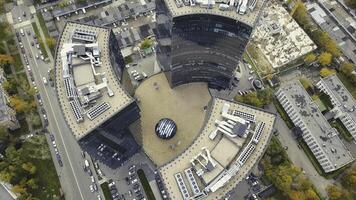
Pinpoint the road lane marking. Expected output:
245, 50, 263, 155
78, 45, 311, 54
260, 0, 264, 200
23, 25, 85, 200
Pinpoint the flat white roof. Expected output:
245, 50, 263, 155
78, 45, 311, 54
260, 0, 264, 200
55, 22, 134, 139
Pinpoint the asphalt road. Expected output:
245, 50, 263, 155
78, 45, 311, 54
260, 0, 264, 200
11, 8, 104, 200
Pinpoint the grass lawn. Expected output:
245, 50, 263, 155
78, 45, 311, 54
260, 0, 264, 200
36, 13, 55, 55
273, 99, 295, 129
337, 73, 356, 99
13, 53, 24, 72
137, 169, 156, 200
100, 182, 113, 200
331, 119, 354, 142
31, 22, 48, 58
31, 158, 63, 200
318, 92, 333, 110
312, 94, 327, 112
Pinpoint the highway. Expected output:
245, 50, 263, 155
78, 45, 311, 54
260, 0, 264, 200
10, 7, 104, 200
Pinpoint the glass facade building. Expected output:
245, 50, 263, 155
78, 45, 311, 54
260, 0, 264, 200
155, 0, 253, 89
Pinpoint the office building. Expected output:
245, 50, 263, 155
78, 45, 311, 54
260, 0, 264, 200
155, 0, 265, 89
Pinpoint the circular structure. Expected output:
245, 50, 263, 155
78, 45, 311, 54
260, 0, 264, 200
155, 118, 177, 139
253, 79, 263, 90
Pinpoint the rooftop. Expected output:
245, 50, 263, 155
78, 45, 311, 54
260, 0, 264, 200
319, 75, 356, 121
55, 22, 134, 139
163, 0, 265, 27
277, 81, 353, 171
251, 3, 316, 68
159, 98, 275, 199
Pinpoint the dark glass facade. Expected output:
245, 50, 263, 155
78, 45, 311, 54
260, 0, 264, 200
155, 0, 252, 89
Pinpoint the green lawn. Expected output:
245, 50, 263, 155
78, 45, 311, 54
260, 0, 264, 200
100, 182, 113, 200
337, 73, 356, 99
137, 169, 156, 200
31, 158, 63, 200
331, 119, 354, 142
13, 53, 24, 72
318, 92, 333, 110
36, 13, 55, 55
31, 22, 48, 58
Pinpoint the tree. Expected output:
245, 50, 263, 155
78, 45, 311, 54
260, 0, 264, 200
22, 162, 36, 174
0, 54, 14, 65
304, 53, 317, 64
26, 178, 38, 189
320, 68, 336, 77
318, 52, 332, 66
46, 37, 56, 50
340, 62, 355, 75
0, 125, 9, 140
9, 95, 33, 113
27, 112, 42, 128
11, 185, 27, 194
342, 167, 356, 192
345, 0, 356, 8
299, 77, 313, 90
140, 38, 152, 49
327, 185, 351, 200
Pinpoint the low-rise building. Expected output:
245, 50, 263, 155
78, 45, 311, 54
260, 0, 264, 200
251, 3, 316, 68
275, 80, 354, 173
316, 74, 356, 140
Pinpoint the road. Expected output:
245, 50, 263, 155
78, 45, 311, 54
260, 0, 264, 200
265, 104, 333, 198
9, 5, 104, 200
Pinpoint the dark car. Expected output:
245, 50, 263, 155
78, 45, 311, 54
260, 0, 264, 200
49, 134, 55, 141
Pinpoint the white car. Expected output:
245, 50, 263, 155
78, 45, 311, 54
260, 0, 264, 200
97, 194, 102, 200
35, 54, 39, 59
91, 176, 95, 183
40, 55, 45, 61
18, 17, 22, 22
248, 76, 254, 81
26, 65, 31, 71
43, 77, 47, 85
89, 185, 94, 193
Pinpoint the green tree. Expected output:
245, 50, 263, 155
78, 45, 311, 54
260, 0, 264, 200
299, 77, 313, 90
46, 37, 56, 50
320, 67, 336, 77
327, 185, 351, 200
304, 53, 317, 63
340, 62, 355, 75
22, 162, 36, 174
342, 167, 356, 192
318, 52, 332, 66
26, 178, 38, 189
140, 38, 152, 49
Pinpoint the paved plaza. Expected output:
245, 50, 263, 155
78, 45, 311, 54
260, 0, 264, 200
135, 73, 211, 166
